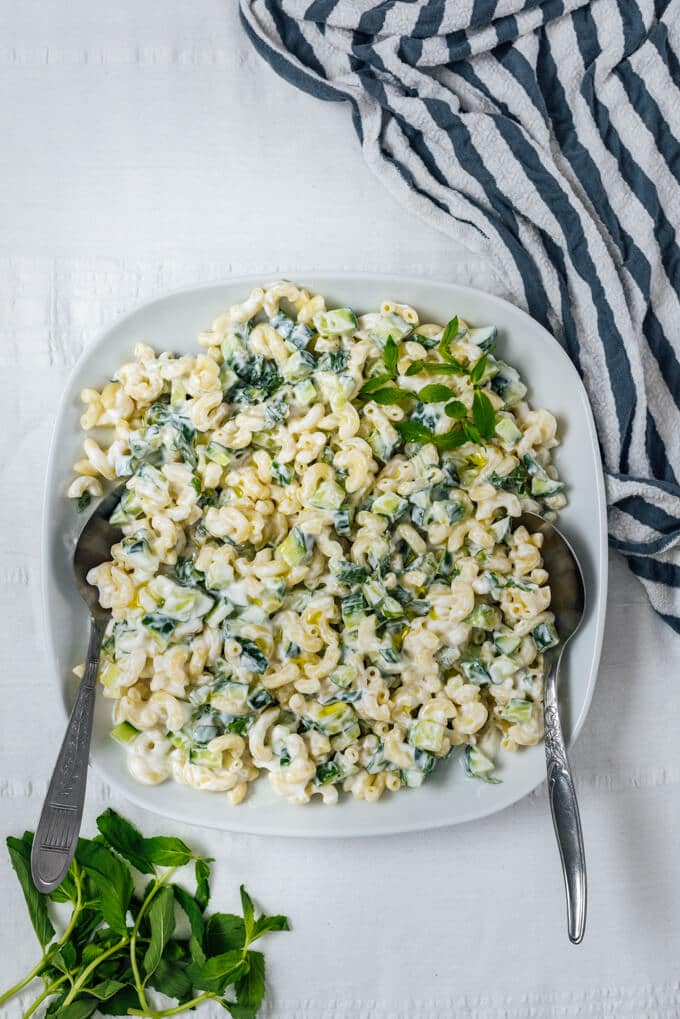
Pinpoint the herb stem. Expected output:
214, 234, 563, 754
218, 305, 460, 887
130, 867, 177, 1011
128, 991, 217, 1018
22, 974, 68, 1019
60, 936, 128, 1007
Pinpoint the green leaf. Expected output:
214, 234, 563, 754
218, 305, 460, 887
438, 316, 460, 362
472, 390, 496, 440
56, 1001, 99, 1019
96, 809, 155, 875
240, 885, 255, 942
395, 420, 434, 443
84, 978, 127, 1001
185, 949, 248, 995
143, 885, 176, 978
205, 913, 246, 956
417, 384, 456, 404
358, 374, 392, 396
100, 985, 141, 1016
75, 839, 133, 936
6, 833, 55, 948
51, 942, 77, 974
229, 951, 265, 1019
366, 387, 412, 405
383, 336, 398, 377
173, 884, 206, 964
143, 836, 195, 868
147, 957, 193, 1002
433, 428, 467, 450
462, 420, 482, 444
469, 354, 488, 385
195, 857, 211, 912
251, 914, 290, 940
48, 862, 79, 904
422, 361, 466, 375
444, 400, 467, 419
404, 360, 423, 376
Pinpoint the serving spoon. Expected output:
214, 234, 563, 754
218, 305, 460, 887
519, 511, 587, 944
31, 487, 124, 893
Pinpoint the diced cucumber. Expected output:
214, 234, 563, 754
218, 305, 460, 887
315, 701, 358, 736
290, 322, 315, 349
315, 760, 341, 785
488, 655, 519, 684
363, 579, 384, 610
401, 768, 426, 788
464, 745, 501, 783
293, 379, 317, 405
332, 751, 359, 780
372, 492, 408, 521
167, 731, 191, 751
468, 324, 498, 352
205, 441, 231, 466
282, 349, 316, 383
148, 576, 214, 622
426, 499, 468, 526
310, 479, 345, 511
490, 361, 527, 407
334, 560, 367, 585
110, 488, 143, 527
532, 621, 559, 652
221, 332, 249, 369
341, 592, 365, 628
269, 310, 295, 339
271, 461, 292, 485
170, 378, 187, 407
222, 715, 252, 735
258, 578, 286, 614
284, 640, 301, 659
522, 454, 565, 497
277, 527, 312, 568
368, 429, 397, 463
205, 560, 234, 593
502, 698, 533, 724
493, 630, 522, 655
313, 308, 358, 335
141, 614, 177, 650
214, 678, 249, 710
467, 603, 502, 631
459, 659, 491, 685
490, 516, 511, 542
408, 719, 446, 755
369, 312, 412, 347
317, 350, 350, 373
495, 416, 522, 446
251, 430, 279, 451
380, 596, 404, 620
247, 684, 275, 710
237, 638, 268, 675
333, 509, 352, 535
189, 747, 223, 768
367, 535, 390, 572
329, 665, 356, 689
110, 721, 139, 745
366, 743, 388, 775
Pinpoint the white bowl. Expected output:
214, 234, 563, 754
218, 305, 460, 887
42, 274, 607, 837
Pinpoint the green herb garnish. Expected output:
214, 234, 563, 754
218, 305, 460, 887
0, 809, 289, 1018
417, 384, 456, 404
469, 354, 489, 385
472, 390, 497, 440
76, 491, 92, 513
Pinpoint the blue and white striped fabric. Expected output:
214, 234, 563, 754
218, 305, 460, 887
240, 0, 680, 633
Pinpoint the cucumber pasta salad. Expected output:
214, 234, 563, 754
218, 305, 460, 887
69, 282, 566, 806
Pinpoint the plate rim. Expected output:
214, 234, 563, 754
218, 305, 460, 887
41, 271, 609, 837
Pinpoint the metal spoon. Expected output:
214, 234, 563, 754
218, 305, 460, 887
519, 511, 587, 944
31, 487, 124, 893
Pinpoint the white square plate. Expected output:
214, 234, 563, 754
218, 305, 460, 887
43, 274, 607, 837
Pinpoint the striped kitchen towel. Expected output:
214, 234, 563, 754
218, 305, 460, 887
240, 0, 680, 633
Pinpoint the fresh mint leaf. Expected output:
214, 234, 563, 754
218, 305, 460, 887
251, 914, 290, 940
195, 857, 211, 912
173, 884, 206, 964
100, 985, 142, 1016
438, 316, 460, 363
433, 428, 467, 450
143, 885, 176, 978
144, 836, 195, 868
56, 1000, 99, 1019
444, 400, 467, 419
417, 384, 456, 404
240, 885, 255, 943
396, 420, 434, 443
6, 833, 55, 948
472, 390, 496, 440
48, 862, 78, 904
229, 951, 265, 1019
405, 360, 423, 376
462, 420, 482, 444
469, 354, 488, 385
75, 839, 133, 936
366, 387, 412, 405
205, 913, 246, 956
185, 949, 248, 995
383, 336, 398, 378
84, 978, 127, 1001
358, 374, 392, 396
148, 958, 193, 1002
96, 809, 155, 875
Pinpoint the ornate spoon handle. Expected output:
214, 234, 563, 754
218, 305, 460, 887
544, 652, 587, 944
31, 619, 105, 893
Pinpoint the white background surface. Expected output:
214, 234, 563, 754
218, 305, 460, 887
1, 2, 679, 1017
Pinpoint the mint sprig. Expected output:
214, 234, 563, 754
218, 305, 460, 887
0, 809, 289, 1019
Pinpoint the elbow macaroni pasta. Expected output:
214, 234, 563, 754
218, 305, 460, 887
70, 283, 566, 804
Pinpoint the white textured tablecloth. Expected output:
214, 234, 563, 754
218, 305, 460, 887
2, 3, 680, 1017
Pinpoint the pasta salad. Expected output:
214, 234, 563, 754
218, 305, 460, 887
69, 282, 566, 806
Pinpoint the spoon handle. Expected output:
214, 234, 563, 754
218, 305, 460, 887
544, 654, 587, 944
31, 618, 105, 893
